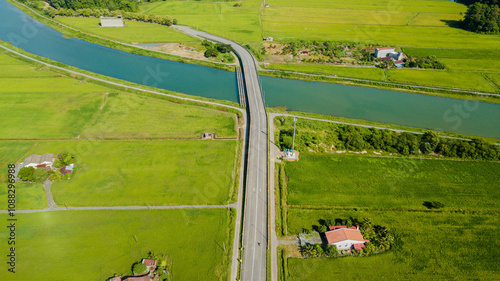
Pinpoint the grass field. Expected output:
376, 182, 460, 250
0, 182, 47, 210
439, 58, 500, 72
17, 140, 237, 206
139, 0, 263, 42
0, 209, 234, 280
0, 142, 35, 182
0, 53, 238, 139
56, 16, 199, 43
266, 64, 385, 80
285, 154, 500, 210
402, 47, 500, 60
386, 68, 498, 92
284, 209, 500, 280
81, 92, 237, 139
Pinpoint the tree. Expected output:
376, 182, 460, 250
325, 245, 338, 257
318, 225, 327, 233
18, 167, 35, 181
314, 244, 324, 257
461, 3, 500, 34
423, 201, 445, 209
33, 168, 49, 183
204, 48, 218, 58
132, 262, 147, 274
301, 244, 317, 257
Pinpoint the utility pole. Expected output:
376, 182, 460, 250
292, 117, 297, 152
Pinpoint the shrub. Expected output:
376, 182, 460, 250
18, 167, 35, 182
132, 262, 147, 274
424, 201, 445, 209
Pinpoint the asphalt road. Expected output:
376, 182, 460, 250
173, 26, 269, 281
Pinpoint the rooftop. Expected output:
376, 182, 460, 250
325, 228, 365, 244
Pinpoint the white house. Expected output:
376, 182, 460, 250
24, 153, 54, 168
325, 226, 367, 250
100, 15, 124, 28
374, 47, 395, 58
263, 36, 274, 41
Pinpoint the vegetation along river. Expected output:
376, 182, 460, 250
1, 0, 499, 138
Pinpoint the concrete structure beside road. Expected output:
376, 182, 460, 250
100, 15, 124, 27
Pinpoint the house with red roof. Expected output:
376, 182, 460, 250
142, 258, 157, 272
324, 226, 368, 250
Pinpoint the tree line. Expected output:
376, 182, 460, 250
279, 123, 500, 161
459, 0, 500, 33
45, 7, 178, 26
44, 0, 139, 12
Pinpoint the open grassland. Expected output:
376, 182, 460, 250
439, 59, 500, 72
386, 68, 498, 92
487, 73, 500, 87
266, 64, 385, 80
56, 16, 198, 43
81, 92, 237, 139
0, 209, 233, 280
0, 142, 35, 182
262, 0, 500, 49
402, 47, 500, 60
284, 209, 500, 280
0, 53, 58, 77
0, 53, 238, 139
285, 154, 500, 210
139, 0, 262, 42
20, 140, 237, 206
0, 183, 46, 210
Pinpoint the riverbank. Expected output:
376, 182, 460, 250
9, 0, 500, 104
259, 68, 500, 104
7, 0, 236, 73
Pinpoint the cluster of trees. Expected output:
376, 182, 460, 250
276, 40, 375, 64
53, 152, 75, 168
202, 40, 234, 62
45, 0, 139, 12
18, 167, 64, 182
279, 123, 500, 160
301, 217, 393, 258
405, 55, 446, 69
45, 7, 178, 26
461, 2, 500, 34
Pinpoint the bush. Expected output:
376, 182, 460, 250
33, 168, 49, 183
18, 167, 35, 182
132, 262, 147, 274
424, 201, 445, 209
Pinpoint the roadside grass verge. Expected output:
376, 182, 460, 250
0, 53, 59, 77
81, 92, 237, 139
0, 209, 234, 280
284, 209, 500, 280
56, 16, 198, 44
285, 153, 500, 210
19, 140, 238, 206
0, 183, 47, 210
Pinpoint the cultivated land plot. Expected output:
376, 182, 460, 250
439, 58, 500, 72
385, 68, 498, 92
285, 209, 500, 280
285, 154, 500, 209
139, 0, 262, 42
21, 140, 237, 206
402, 47, 500, 60
0, 209, 233, 280
0, 183, 46, 210
0, 142, 35, 182
262, 0, 500, 49
81, 92, 237, 139
56, 17, 198, 43
0, 53, 58, 77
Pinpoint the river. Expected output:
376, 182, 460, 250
1, 0, 499, 138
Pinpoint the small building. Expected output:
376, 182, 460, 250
142, 258, 157, 272
324, 227, 367, 250
374, 47, 395, 58
109, 277, 121, 281
264, 3, 270, 7
394, 59, 405, 67
202, 132, 214, 139
263, 36, 274, 41
59, 164, 74, 176
300, 50, 309, 55
24, 153, 54, 168
122, 277, 150, 281
100, 15, 124, 28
